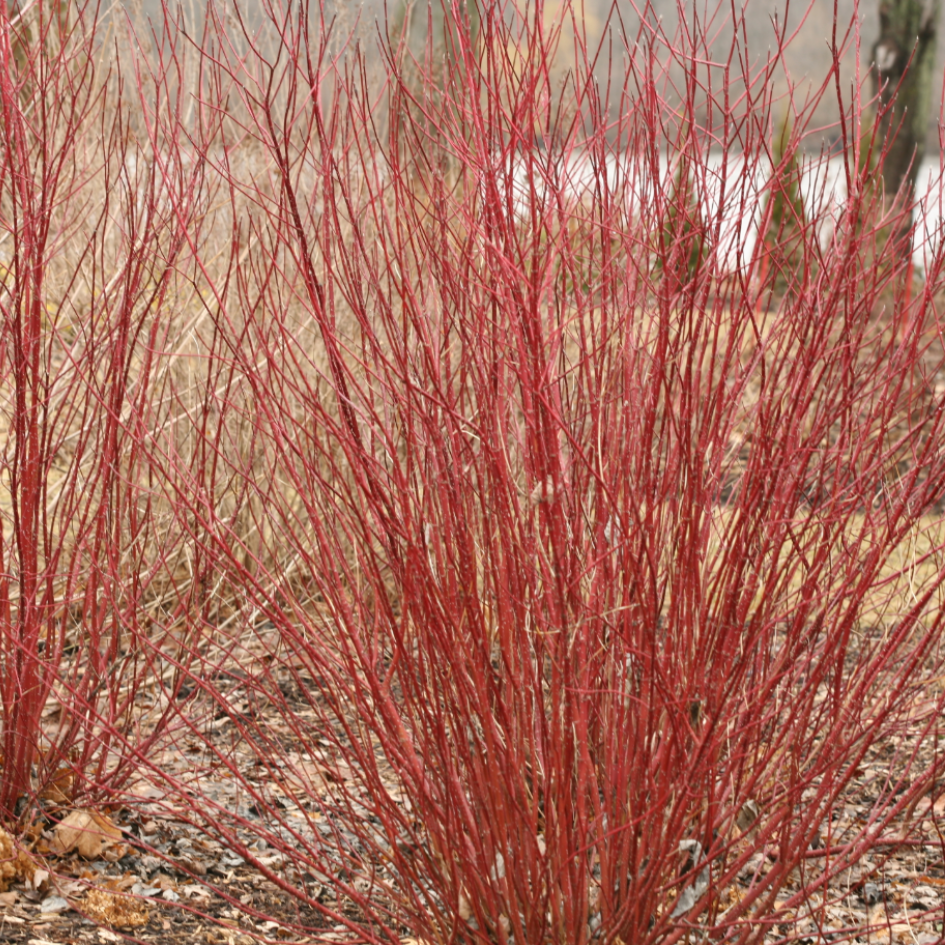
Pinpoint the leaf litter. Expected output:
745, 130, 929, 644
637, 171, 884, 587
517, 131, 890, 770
1, 626, 944, 945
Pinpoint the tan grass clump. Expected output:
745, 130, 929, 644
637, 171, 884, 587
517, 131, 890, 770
83, 889, 150, 929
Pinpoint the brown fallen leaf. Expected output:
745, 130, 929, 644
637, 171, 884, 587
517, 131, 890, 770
735, 799, 760, 834
39, 767, 75, 806
0, 828, 16, 892
0, 828, 38, 890
457, 889, 473, 921
50, 811, 123, 859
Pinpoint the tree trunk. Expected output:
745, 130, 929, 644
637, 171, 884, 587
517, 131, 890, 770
872, 0, 939, 206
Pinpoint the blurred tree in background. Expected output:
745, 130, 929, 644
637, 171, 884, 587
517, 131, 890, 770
872, 0, 939, 207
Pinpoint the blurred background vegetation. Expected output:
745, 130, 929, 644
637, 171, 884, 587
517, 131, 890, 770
117, 0, 944, 156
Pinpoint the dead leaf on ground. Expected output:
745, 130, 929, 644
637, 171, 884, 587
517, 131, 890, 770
50, 810, 123, 859
0, 827, 40, 890
0, 828, 16, 891
39, 767, 75, 805
735, 799, 760, 834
